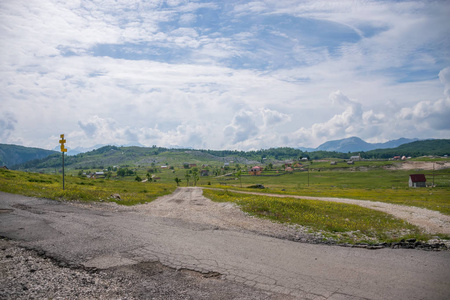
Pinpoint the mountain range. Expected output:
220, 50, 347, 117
304, 137, 420, 153
2, 137, 449, 170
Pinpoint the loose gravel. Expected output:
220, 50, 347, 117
0, 238, 290, 300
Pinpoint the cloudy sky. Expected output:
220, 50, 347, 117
1, 0, 449, 151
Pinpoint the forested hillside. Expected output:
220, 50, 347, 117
363, 139, 450, 159
0, 144, 57, 167
10, 139, 450, 172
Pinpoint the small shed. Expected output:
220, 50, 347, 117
409, 174, 426, 188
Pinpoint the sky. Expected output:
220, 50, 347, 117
1, 0, 449, 151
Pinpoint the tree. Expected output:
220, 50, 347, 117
192, 168, 199, 186
146, 173, 152, 182
174, 177, 182, 186
117, 168, 126, 177
185, 171, 191, 186
235, 170, 242, 187
135, 175, 142, 182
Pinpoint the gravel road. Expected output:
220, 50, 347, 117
218, 189, 450, 235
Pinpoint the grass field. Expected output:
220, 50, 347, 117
203, 189, 432, 244
0, 169, 175, 205
2, 159, 449, 245
202, 164, 450, 215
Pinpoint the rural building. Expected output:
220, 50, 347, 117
409, 174, 426, 188
200, 170, 209, 176
350, 154, 361, 161
330, 161, 337, 165
347, 160, 354, 165
285, 167, 294, 172
249, 166, 263, 175
89, 171, 105, 179
1, 166, 8, 170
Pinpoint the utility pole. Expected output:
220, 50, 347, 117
59, 134, 67, 190
433, 162, 435, 187
308, 165, 310, 187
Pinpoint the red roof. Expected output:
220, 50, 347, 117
409, 174, 426, 182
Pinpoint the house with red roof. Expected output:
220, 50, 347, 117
409, 174, 426, 188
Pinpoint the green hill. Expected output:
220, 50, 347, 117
362, 139, 450, 159
0, 144, 57, 168
10, 139, 450, 172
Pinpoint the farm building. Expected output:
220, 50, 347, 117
349, 154, 361, 161
409, 174, 426, 188
249, 166, 263, 175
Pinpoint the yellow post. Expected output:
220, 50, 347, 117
59, 134, 67, 190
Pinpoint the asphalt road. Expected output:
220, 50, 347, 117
1, 191, 449, 300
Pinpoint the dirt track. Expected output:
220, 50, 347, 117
219, 189, 450, 235
134, 187, 450, 236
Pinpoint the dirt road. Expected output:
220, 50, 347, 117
1, 190, 449, 299
214, 189, 450, 235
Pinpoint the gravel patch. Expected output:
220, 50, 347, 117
0, 238, 291, 300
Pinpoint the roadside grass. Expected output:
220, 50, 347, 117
203, 189, 438, 244
0, 169, 175, 205
205, 167, 450, 215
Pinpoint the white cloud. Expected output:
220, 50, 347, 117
0, 0, 449, 151
0, 112, 17, 141
397, 67, 450, 131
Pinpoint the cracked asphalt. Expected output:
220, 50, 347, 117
1, 190, 449, 299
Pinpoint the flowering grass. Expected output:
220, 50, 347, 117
0, 169, 175, 205
206, 167, 450, 215
203, 189, 427, 244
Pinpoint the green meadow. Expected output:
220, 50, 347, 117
2, 158, 449, 244
0, 168, 175, 205
203, 189, 428, 244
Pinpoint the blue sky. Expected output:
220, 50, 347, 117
1, 0, 449, 151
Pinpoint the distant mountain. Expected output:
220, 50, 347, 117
52, 144, 108, 156
0, 144, 57, 168
315, 137, 419, 153
7, 138, 449, 172
52, 142, 146, 156
365, 139, 450, 158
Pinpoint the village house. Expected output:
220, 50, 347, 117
409, 174, 426, 188
249, 166, 263, 175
